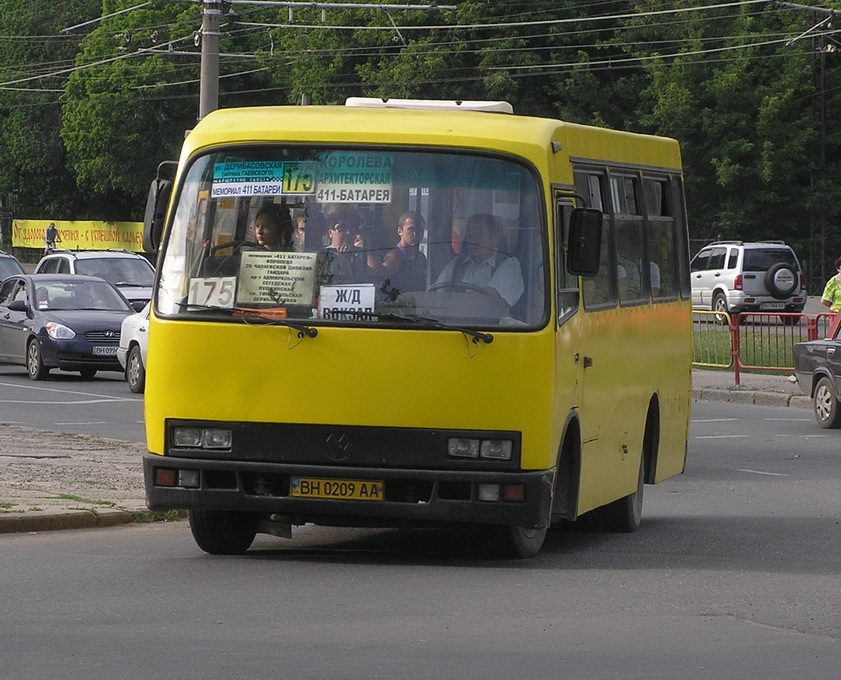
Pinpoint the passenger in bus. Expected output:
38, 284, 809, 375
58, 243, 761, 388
316, 206, 367, 284
253, 204, 294, 251
380, 211, 428, 295
433, 213, 524, 307
292, 209, 328, 252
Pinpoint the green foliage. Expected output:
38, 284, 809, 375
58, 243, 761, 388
0, 0, 838, 288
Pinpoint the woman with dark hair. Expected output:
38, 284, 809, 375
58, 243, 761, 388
253, 204, 293, 251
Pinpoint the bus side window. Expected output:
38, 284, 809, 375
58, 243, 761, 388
643, 177, 678, 301
611, 174, 646, 305
575, 170, 617, 309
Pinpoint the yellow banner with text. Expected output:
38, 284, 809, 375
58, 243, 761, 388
12, 219, 144, 252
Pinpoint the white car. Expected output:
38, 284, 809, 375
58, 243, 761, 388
117, 303, 149, 393
35, 250, 154, 312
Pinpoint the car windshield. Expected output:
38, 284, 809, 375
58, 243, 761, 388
0, 258, 24, 279
743, 248, 798, 272
34, 280, 132, 312
75, 258, 155, 287
156, 146, 547, 329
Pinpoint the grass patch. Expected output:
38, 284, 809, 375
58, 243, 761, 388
54, 494, 118, 508
132, 509, 183, 523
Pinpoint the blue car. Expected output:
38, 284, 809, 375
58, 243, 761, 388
0, 274, 134, 380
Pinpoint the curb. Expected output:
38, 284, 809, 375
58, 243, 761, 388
692, 387, 811, 409
0, 507, 181, 535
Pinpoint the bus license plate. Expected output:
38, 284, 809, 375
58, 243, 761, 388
291, 477, 383, 501
92, 346, 118, 356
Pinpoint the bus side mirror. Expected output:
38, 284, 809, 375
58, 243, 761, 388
566, 208, 603, 277
142, 177, 173, 254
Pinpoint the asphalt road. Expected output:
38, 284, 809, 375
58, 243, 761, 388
0, 365, 144, 443
1, 400, 839, 679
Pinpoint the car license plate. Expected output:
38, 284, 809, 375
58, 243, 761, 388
759, 302, 785, 310
92, 346, 118, 356
290, 477, 384, 501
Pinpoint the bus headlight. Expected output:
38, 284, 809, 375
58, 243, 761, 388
172, 427, 232, 449
202, 428, 232, 449
480, 440, 512, 460
448, 438, 480, 458
448, 438, 513, 461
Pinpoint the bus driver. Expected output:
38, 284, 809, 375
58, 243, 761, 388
433, 213, 524, 307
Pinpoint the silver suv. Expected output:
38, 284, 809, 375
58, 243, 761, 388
690, 241, 805, 322
35, 250, 154, 312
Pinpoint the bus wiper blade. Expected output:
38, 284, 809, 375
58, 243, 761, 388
184, 303, 318, 338
373, 311, 494, 345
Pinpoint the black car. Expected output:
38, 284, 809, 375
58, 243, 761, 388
794, 314, 841, 428
0, 274, 134, 380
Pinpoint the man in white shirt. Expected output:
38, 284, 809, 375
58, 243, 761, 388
434, 213, 524, 307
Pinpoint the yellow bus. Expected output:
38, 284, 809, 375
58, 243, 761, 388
142, 98, 692, 558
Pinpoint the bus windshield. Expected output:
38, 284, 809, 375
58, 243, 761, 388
156, 146, 546, 329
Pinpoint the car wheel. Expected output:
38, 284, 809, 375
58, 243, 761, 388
713, 293, 730, 325
780, 314, 800, 327
26, 339, 50, 381
813, 376, 841, 429
79, 368, 97, 378
189, 509, 258, 555
764, 263, 798, 299
126, 345, 146, 393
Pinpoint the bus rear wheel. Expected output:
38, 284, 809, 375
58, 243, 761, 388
495, 525, 547, 559
598, 457, 644, 533
189, 509, 258, 555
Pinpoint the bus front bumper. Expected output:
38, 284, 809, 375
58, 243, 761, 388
143, 453, 554, 530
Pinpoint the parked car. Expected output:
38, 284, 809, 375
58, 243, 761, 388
0, 250, 25, 280
0, 274, 134, 380
690, 241, 806, 324
794, 315, 841, 428
35, 249, 154, 312
117, 303, 149, 393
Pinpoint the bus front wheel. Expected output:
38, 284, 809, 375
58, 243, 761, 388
189, 509, 258, 555
495, 525, 547, 559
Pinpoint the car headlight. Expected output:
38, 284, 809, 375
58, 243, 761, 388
45, 322, 75, 340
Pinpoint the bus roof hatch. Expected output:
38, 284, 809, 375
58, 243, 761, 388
344, 97, 514, 114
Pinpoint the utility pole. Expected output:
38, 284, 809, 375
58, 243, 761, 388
199, 0, 222, 120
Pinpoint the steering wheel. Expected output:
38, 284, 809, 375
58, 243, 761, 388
426, 281, 495, 296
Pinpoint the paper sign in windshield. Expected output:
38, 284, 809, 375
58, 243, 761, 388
236, 251, 318, 306
318, 284, 377, 319
211, 161, 315, 198
315, 153, 393, 204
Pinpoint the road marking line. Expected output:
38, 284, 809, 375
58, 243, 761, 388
54, 421, 108, 425
0, 399, 134, 405
694, 434, 750, 439
692, 418, 739, 423
0, 380, 134, 402
736, 469, 789, 476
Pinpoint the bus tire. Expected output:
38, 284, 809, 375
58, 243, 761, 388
495, 525, 547, 559
813, 376, 841, 429
598, 456, 644, 533
189, 509, 258, 555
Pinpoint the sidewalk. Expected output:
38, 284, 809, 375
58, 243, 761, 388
691, 367, 811, 409
0, 368, 813, 535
